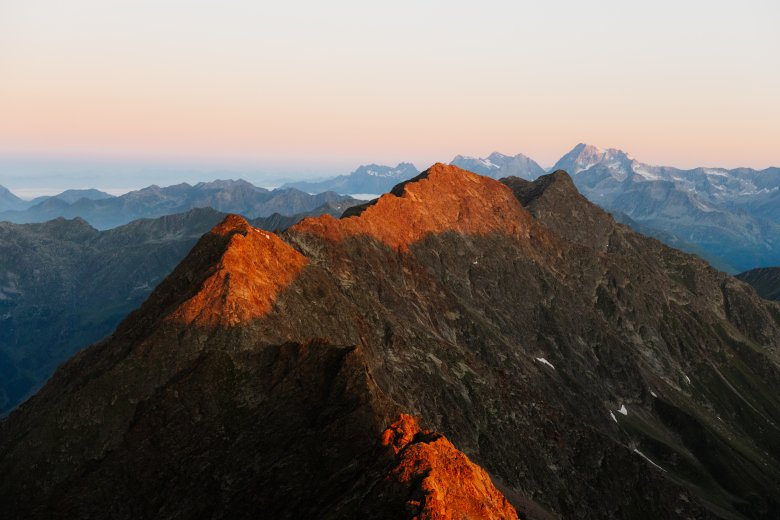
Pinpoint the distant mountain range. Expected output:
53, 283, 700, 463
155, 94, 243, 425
450, 152, 546, 180
0, 203, 347, 415
282, 162, 419, 195
0, 187, 114, 212
0, 180, 360, 229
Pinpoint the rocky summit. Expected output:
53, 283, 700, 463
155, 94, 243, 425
1, 164, 779, 519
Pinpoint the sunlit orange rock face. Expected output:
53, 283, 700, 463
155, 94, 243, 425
292, 163, 534, 251
170, 215, 307, 326
381, 414, 520, 520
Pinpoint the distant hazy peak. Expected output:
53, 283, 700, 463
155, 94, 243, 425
53, 189, 114, 204
0, 185, 20, 197
450, 151, 545, 180
280, 162, 420, 195
352, 162, 418, 176
0, 185, 26, 210
194, 178, 262, 190
553, 143, 633, 174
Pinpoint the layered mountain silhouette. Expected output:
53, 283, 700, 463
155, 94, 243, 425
1, 164, 779, 519
738, 267, 780, 301
282, 162, 419, 195
0, 179, 360, 229
0, 204, 347, 415
0, 187, 114, 212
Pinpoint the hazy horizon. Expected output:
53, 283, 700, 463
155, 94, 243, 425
3, 139, 780, 199
2, 0, 778, 189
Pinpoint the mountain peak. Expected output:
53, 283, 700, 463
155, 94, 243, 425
291, 163, 533, 251
553, 143, 631, 174
501, 170, 616, 247
168, 215, 307, 327
450, 152, 545, 180
211, 214, 254, 236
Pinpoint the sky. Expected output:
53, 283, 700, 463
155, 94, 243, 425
0, 0, 778, 193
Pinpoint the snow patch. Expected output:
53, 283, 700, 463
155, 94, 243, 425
610, 411, 618, 423
650, 391, 657, 398
633, 165, 663, 181
479, 158, 501, 169
617, 404, 628, 415
634, 449, 666, 472
703, 168, 729, 178
348, 193, 381, 201
536, 357, 555, 370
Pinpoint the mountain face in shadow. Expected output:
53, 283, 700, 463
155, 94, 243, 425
0, 179, 360, 229
738, 267, 780, 301
1, 165, 779, 519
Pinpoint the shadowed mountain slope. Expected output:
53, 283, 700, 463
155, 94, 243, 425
737, 267, 780, 301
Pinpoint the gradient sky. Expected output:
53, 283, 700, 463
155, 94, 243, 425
1, 0, 778, 191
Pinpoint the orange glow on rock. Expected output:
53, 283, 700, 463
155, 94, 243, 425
169, 215, 307, 326
382, 414, 520, 520
291, 163, 534, 251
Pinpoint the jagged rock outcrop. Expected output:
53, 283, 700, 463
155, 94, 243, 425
377, 414, 519, 519
2, 164, 780, 519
